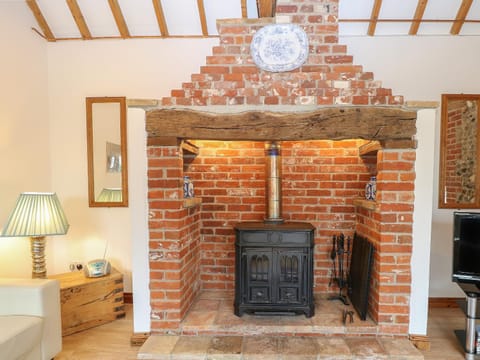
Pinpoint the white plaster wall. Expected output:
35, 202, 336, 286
409, 109, 436, 335
45, 38, 216, 330
0, 3, 51, 277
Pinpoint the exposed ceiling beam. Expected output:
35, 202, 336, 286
152, 0, 169, 37
257, 0, 276, 18
26, 0, 56, 42
66, 0, 92, 40
451, 0, 473, 35
108, 0, 130, 38
197, 0, 208, 36
341, 18, 480, 24
367, 0, 382, 36
241, 0, 248, 18
409, 0, 428, 35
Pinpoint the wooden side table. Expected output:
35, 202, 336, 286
49, 267, 125, 336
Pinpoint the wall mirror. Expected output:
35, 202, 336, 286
439, 94, 480, 208
86, 97, 128, 207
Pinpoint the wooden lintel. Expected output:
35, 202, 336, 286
359, 141, 381, 156
380, 139, 417, 150
181, 140, 199, 155
146, 107, 417, 143
147, 136, 179, 147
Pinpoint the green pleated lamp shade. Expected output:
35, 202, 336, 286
1, 192, 69, 237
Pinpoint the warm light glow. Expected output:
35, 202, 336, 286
0, 192, 69, 278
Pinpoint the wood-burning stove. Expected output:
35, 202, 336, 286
234, 221, 315, 317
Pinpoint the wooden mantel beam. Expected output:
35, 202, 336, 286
146, 107, 416, 144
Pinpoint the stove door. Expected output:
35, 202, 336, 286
245, 249, 272, 303
275, 249, 306, 304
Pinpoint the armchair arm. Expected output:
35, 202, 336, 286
0, 278, 62, 360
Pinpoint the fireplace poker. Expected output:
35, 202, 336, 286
337, 233, 345, 289
329, 235, 336, 286
328, 232, 349, 305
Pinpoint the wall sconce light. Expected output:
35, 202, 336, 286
1, 192, 69, 278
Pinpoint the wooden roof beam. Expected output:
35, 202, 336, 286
66, 0, 92, 40
152, 0, 169, 37
257, 0, 276, 18
409, 0, 428, 35
197, 0, 208, 36
26, 0, 56, 42
367, 0, 382, 36
241, 0, 248, 18
108, 0, 130, 38
451, 0, 473, 35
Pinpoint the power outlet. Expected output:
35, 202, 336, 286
69, 262, 83, 272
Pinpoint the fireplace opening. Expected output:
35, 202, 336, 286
146, 125, 416, 336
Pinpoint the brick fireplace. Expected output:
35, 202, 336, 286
144, 0, 417, 337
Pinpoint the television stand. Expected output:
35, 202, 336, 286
456, 282, 480, 359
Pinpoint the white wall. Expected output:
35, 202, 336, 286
0, 3, 51, 277
46, 39, 217, 297
409, 109, 436, 335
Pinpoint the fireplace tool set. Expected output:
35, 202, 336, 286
328, 233, 354, 323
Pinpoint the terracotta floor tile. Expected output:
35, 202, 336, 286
171, 336, 212, 360
379, 338, 424, 359
137, 335, 179, 360
206, 336, 243, 360
345, 337, 387, 359
277, 337, 319, 359
316, 338, 352, 359
242, 336, 279, 360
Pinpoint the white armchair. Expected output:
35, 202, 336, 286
0, 278, 62, 360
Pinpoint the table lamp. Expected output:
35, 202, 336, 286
1, 192, 69, 278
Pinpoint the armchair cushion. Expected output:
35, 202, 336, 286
0, 315, 43, 360
0, 278, 61, 360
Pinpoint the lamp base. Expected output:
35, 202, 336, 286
31, 236, 46, 278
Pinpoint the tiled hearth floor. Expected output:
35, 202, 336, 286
137, 291, 423, 359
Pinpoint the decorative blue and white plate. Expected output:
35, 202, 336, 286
250, 24, 309, 72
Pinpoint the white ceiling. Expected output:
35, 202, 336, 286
13, 0, 480, 41
340, 0, 480, 36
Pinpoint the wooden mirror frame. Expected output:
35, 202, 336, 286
439, 94, 480, 208
86, 97, 128, 207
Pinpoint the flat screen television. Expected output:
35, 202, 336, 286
452, 211, 480, 283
